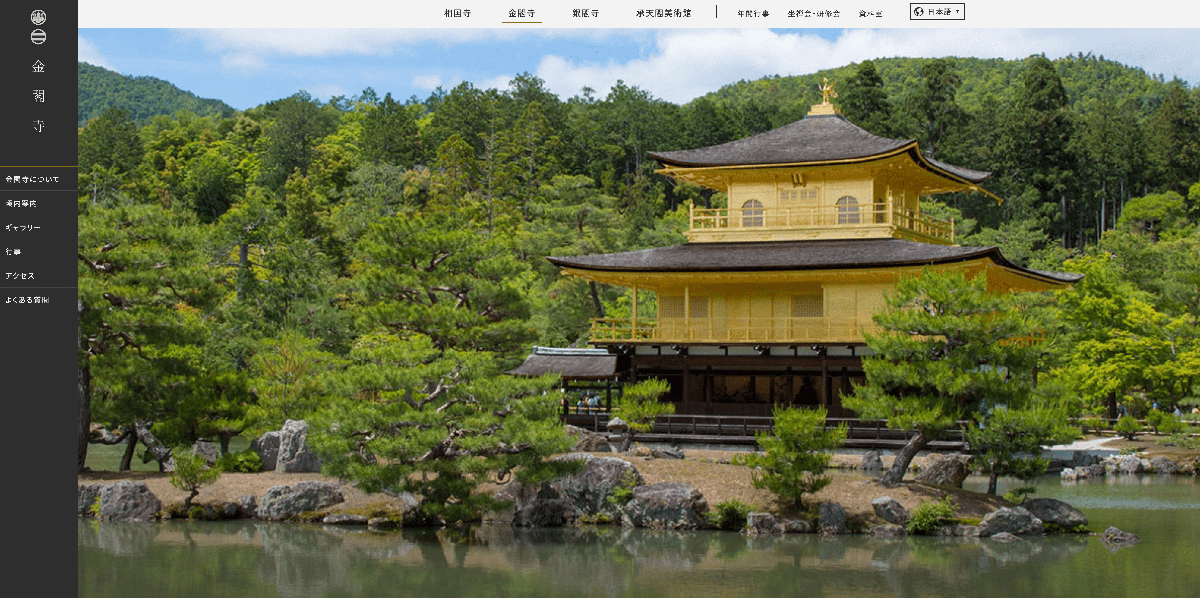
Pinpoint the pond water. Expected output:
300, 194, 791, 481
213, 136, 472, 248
79, 474, 1198, 598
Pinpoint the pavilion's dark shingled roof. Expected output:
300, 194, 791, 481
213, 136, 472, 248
648, 114, 990, 184
509, 350, 619, 380
548, 238, 1083, 284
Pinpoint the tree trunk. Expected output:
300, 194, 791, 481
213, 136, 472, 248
236, 242, 250, 302
589, 281, 605, 318
987, 470, 999, 496
135, 421, 175, 471
77, 299, 92, 473
879, 429, 931, 486
119, 427, 139, 471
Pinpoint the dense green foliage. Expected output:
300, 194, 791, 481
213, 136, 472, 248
906, 497, 956, 534
77, 56, 1198, 488
169, 450, 221, 509
79, 62, 235, 125
966, 406, 1078, 495
734, 407, 846, 508
613, 378, 673, 450
709, 499, 753, 531
310, 334, 575, 523
846, 269, 1051, 484
1115, 416, 1143, 440
215, 449, 262, 473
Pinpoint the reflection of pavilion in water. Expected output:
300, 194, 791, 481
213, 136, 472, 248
547, 83, 1080, 418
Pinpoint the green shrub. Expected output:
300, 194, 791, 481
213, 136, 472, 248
709, 499, 753, 531
906, 497, 955, 534
733, 406, 846, 508
1080, 416, 1104, 435
1145, 410, 1167, 435
170, 449, 221, 509
1159, 433, 1200, 450
577, 513, 613, 525
215, 449, 262, 473
606, 470, 640, 507
1156, 416, 1189, 436
613, 379, 673, 451
1114, 416, 1142, 440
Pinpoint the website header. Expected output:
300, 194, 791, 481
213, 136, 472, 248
81, 2, 1199, 28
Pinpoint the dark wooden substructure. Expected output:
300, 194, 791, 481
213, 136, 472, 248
598, 342, 870, 418
566, 413, 968, 451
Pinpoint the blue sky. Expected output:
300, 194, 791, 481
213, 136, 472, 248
79, 28, 1200, 110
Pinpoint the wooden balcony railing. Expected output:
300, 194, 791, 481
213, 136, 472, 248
590, 316, 882, 344
689, 201, 954, 243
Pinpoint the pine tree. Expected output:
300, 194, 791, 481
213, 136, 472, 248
844, 268, 1047, 485
841, 60, 896, 137
311, 332, 573, 523
734, 406, 846, 508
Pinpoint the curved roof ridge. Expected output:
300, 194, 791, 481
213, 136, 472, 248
548, 238, 1081, 284
649, 113, 989, 184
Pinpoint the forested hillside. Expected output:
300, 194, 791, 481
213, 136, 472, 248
79, 62, 236, 126
77, 55, 1200, 480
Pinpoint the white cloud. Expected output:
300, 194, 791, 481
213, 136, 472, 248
534, 29, 1200, 104
78, 35, 115, 70
412, 74, 442, 91
218, 51, 267, 73
481, 73, 519, 93
302, 83, 349, 103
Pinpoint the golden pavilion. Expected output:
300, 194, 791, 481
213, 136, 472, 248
548, 83, 1081, 417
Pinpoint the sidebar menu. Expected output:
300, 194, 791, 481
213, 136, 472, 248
0, 2, 76, 587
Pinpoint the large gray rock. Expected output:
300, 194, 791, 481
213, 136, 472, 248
277, 420, 322, 473
871, 496, 910, 525
1100, 526, 1141, 549
234, 494, 258, 519
323, 514, 369, 525
745, 512, 783, 535
819, 502, 849, 535
783, 519, 813, 534
976, 507, 1044, 537
565, 425, 611, 452
621, 482, 709, 530
1149, 456, 1177, 475
1021, 498, 1088, 529
1072, 452, 1100, 468
915, 454, 973, 488
256, 481, 344, 521
1105, 455, 1143, 475
97, 481, 161, 522
500, 453, 643, 527
192, 441, 219, 466
861, 450, 883, 471
251, 431, 281, 471
78, 484, 104, 518
650, 447, 685, 460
